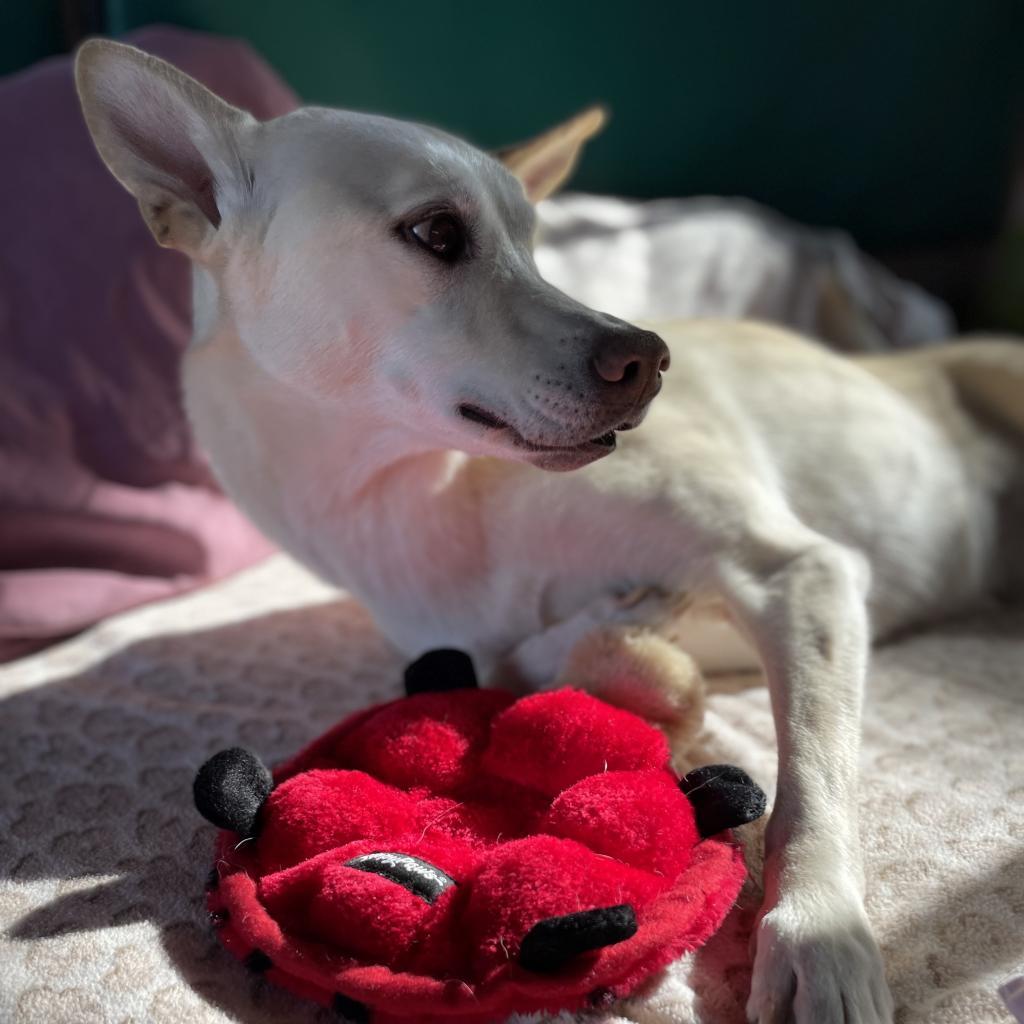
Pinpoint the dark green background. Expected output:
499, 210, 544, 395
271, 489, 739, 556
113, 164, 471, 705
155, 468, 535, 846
4, 1, 1023, 251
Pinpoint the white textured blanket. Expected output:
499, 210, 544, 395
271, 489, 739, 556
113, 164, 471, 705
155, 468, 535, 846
1, 556, 1021, 1024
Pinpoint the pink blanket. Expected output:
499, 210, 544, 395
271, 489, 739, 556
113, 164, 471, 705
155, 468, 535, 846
0, 26, 299, 659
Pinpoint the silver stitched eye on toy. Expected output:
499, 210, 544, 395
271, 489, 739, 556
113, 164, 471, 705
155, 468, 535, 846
409, 213, 466, 262
345, 851, 456, 903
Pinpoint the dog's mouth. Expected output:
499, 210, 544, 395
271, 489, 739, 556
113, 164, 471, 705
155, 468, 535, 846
457, 403, 626, 459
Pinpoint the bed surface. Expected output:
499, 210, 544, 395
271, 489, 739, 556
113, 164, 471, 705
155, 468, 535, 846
1, 554, 1020, 1024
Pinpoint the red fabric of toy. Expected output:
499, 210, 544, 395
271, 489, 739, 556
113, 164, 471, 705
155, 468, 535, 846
199, 683, 754, 1023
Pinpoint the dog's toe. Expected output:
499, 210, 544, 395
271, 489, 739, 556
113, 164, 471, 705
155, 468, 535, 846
746, 892, 894, 1024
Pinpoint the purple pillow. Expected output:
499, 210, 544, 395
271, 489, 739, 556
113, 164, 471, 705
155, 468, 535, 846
0, 26, 299, 659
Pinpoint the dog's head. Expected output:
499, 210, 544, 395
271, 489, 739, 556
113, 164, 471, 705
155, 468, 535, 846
75, 41, 669, 472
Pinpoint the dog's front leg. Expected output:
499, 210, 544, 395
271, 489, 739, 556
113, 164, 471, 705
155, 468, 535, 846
497, 586, 678, 688
715, 537, 893, 1024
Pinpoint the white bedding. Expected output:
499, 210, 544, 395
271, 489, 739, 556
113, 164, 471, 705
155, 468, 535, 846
536, 194, 953, 350
1, 555, 1021, 1024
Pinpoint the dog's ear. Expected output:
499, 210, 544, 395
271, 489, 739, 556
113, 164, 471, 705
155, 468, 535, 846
496, 105, 606, 204
74, 39, 255, 258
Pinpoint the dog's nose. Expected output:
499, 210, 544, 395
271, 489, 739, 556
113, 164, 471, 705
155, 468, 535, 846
590, 329, 670, 397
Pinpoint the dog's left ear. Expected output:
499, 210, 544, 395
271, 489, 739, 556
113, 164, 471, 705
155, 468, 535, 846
496, 105, 607, 204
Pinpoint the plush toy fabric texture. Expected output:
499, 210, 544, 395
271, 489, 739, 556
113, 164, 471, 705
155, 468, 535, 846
199, 678, 754, 1023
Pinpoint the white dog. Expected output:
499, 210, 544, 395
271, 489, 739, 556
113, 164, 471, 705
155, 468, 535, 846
75, 40, 1023, 1024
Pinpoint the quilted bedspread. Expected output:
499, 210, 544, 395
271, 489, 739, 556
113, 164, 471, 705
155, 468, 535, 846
1, 554, 1021, 1024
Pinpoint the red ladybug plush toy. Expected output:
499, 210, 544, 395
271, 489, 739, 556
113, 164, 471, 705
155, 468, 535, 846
194, 649, 766, 1023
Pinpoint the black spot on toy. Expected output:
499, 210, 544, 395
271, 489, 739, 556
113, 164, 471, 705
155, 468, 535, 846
403, 647, 478, 695
193, 747, 273, 836
519, 904, 638, 973
243, 948, 273, 974
680, 763, 767, 838
332, 992, 371, 1022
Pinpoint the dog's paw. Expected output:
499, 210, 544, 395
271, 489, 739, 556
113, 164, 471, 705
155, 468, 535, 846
746, 891, 894, 1024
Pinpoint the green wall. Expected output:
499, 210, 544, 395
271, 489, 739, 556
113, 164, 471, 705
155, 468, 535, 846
0, 2, 64, 79
6, 1, 1023, 250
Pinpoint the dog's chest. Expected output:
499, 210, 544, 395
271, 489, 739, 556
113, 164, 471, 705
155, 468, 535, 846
184, 374, 544, 657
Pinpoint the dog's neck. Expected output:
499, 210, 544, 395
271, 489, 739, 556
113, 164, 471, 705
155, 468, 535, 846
189, 261, 447, 488
183, 313, 500, 595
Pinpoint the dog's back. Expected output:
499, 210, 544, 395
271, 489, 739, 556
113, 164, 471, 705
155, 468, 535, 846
636, 321, 1020, 635
857, 338, 1024, 601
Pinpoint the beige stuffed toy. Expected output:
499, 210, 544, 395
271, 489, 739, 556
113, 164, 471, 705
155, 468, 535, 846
556, 624, 706, 758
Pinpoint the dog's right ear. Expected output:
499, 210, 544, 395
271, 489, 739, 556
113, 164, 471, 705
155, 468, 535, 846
74, 39, 255, 259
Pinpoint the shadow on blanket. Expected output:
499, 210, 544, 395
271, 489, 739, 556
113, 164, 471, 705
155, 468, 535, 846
1, 598, 1022, 1023
1, 599, 393, 1023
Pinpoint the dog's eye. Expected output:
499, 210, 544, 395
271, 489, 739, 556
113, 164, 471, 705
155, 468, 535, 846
409, 213, 466, 262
